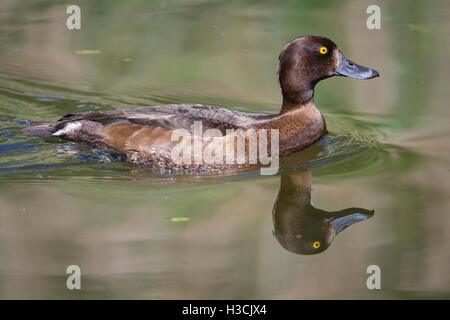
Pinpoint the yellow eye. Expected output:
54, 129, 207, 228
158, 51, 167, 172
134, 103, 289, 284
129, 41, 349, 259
320, 47, 328, 54
313, 241, 321, 249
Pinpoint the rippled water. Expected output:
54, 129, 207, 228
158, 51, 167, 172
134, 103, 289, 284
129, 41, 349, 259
0, 83, 415, 182
0, 0, 449, 299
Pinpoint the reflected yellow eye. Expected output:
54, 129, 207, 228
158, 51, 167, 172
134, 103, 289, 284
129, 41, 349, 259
313, 241, 321, 249
320, 47, 328, 54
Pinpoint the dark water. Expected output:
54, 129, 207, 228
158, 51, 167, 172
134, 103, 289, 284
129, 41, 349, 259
0, 0, 449, 299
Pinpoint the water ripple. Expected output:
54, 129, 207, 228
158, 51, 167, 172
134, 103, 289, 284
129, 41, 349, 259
0, 105, 420, 185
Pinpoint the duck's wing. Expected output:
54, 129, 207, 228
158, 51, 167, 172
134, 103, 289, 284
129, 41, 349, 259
57, 104, 255, 135
124, 104, 255, 134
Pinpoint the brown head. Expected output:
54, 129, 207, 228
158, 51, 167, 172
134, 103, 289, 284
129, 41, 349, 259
272, 170, 375, 255
277, 35, 379, 112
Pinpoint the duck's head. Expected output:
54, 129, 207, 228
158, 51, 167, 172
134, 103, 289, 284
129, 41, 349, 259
273, 207, 375, 255
272, 170, 375, 255
278, 35, 379, 110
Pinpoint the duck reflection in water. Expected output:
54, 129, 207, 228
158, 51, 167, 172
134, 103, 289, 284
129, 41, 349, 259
272, 169, 374, 255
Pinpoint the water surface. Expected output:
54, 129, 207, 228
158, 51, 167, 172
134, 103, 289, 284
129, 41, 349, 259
0, 0, 449, 299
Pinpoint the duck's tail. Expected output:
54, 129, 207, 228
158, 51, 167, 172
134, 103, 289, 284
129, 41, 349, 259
23, 121, 57, 136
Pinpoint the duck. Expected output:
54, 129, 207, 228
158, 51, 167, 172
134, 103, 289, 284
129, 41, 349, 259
272, 168, 374, 255
25, 35, 379, 172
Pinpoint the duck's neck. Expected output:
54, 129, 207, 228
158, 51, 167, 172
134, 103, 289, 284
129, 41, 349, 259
256, 100, 326, 155
281, 88, 314, 113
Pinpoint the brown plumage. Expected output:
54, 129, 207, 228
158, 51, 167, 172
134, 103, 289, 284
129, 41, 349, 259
24, 35, 379, 172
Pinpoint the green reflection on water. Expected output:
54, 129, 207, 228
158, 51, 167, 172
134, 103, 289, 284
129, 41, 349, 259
0, 0, 449, 299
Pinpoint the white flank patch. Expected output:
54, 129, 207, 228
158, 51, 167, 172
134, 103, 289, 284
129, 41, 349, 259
53, 121, 82, 136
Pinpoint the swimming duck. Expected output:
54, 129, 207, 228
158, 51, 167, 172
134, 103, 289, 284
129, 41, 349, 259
25, 35, 378, 172
273, 169, 374, 255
